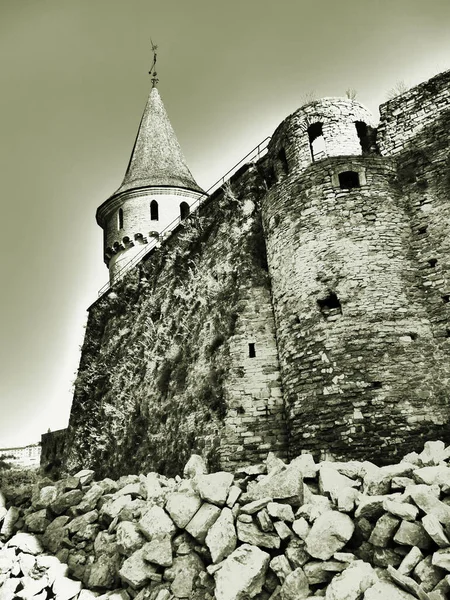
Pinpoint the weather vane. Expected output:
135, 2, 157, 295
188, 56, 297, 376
149, 39, 159, 88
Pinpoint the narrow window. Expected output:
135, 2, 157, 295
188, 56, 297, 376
118, 208, 124, 230
338, 171, 360, 189
265, 166, 277, 189
248, 343, 256, 358
308, 122, 325, 162
278, 148, 289, 174
150, 200, 159, 221
355, 121, 370, 153
180, 202, 190, 220
428, 258, 438, 268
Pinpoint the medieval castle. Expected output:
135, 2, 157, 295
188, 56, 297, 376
41, 67, 450, 478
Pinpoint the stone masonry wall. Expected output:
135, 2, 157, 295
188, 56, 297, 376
64, 166, 286, 479
261, 152, 450, 464
377, 69, 450, 157
378, 69, 450, 345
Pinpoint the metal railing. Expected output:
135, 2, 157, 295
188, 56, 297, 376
97, 136, 271, 297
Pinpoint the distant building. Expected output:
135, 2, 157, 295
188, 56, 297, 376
0, 443, 41, 468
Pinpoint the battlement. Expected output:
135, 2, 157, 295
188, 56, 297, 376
265, 98, 377, 186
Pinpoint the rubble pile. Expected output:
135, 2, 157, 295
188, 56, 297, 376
2, 441, 450, 599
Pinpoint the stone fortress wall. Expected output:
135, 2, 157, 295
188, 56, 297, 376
261, 82, 450, 464
53, 68, 450, 478
63, 166, 287, 478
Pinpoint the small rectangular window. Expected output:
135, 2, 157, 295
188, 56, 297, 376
338, 171, 360, 189
248, 343, 256, 358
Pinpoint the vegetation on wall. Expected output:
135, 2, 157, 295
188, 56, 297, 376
65, 167, 271, 478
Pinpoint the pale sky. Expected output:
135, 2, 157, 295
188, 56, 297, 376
1, 0, 449, 448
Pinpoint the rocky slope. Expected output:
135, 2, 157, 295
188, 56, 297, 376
2, 442, 450, 599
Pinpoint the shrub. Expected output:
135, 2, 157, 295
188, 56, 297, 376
0, 467, 41, 506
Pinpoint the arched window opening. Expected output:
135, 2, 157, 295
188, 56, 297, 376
180, 202, 190, 220
317, 291, 342, 318
355, 121, 370, 154
150, 200, 159, 221
308, 122, 325, 162
277, 148, 289, 174
117, 208, 124, 230
339, 171, 360, 189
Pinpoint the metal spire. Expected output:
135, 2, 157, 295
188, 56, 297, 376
149, 40, 159, 88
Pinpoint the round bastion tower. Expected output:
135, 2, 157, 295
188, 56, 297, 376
261, 98, 450, 463
96, 83, 205, 283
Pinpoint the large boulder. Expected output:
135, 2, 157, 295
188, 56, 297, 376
32, 485, 58, 510
138, 506, 176, 540
0, 506, 20, 538
100, 495, 133, 523
408, 486, 450, 527
143, 535, 173, 567
116, 521, 147, 556
245, 462, 303, 506
85, 553, 121, 589
7, 533, 43, 555
368, 514, 400, 548
325, 560, 378, 599
393, 521, 433, 549
214, 544, 270, 600
119, 545, 160, 589
165, 491, 202, 528
205, 507, 237, 563
165, 553, 205, 598
183, 455, 208, 479
50, 490, 84, 516
42, 516, 71, 553
305, 511, 354, 560
24, 509, 50, 533
280, 567, 310, 599
52, 575, 82, 600
194, 473, 234, 507
363, 581, 417, 599
185, 503, 221, 543
237, 521, 280, 550
73, 469, 95, 486
75, 484, 105, 514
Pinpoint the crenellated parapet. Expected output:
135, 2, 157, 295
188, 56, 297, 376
264, 98, 377, 188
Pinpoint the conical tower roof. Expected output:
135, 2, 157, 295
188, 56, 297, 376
112, 86, 204, 197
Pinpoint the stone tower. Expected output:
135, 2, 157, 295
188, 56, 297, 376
261, 96, 450, 463
96, 84, 205, 283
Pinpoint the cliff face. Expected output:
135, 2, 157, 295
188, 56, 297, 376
64, 167, 286, 478
59, 70, 450, 478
